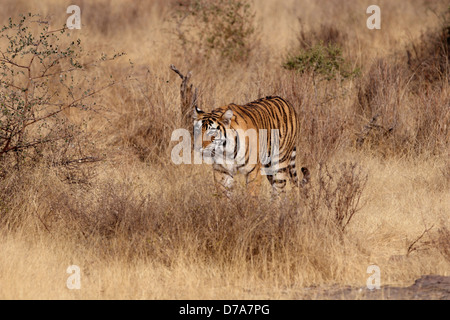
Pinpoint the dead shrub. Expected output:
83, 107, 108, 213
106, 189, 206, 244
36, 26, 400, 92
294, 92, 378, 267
355, 7, 449, 157
0, 165, 362, 283
406, 7, 449, 90
302, 162, 368, 233
355, 58, 406, 121
411, 88, 449, 155
355, 57, 449, 157
274, 73, 351, 166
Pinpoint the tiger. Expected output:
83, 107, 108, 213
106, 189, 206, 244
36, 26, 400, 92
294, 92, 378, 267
193, 95, 309, 197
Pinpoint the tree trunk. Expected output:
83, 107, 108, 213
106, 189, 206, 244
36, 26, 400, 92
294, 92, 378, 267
170, 64, 198, 131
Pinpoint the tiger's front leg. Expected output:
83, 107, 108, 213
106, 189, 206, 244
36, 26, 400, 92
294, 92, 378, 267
245, 164, 263, 197
213, 164, 234, 198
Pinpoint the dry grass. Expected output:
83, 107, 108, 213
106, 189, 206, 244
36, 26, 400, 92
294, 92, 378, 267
0, 0, 449, 300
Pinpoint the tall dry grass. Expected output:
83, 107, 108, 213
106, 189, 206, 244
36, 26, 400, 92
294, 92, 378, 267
0, 0, 449, 299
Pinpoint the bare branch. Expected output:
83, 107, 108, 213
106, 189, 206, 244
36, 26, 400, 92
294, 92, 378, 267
170, 64, 185, 80
0, 58, 29, 69
52, 156, 104, 167
22, 81, 116, 129
407, 224, 435, 257
169, 64, 199, 129
192, 86, 198, 107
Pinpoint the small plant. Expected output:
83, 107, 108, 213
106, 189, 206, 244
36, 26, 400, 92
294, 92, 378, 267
0, 14, 123, 171
305, 162, 368, 233
283, 42, 360, 81
174, 0, 256, 62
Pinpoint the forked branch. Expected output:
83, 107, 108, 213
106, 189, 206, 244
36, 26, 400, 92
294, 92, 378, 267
170, 64, 199, 129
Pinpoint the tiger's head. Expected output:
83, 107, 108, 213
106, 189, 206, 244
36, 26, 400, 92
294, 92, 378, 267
193, 106, 234, 160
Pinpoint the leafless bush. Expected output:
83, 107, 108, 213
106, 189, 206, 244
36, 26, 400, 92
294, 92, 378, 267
303, 162, 368, 233
411, 88, 449, 155
274, 73, 350, 166
355, 8, 449, 157
354, 59, 407, 155
0, 165, 360, 282
406, 7, 449, 90
356, 59, 405, 121
355, 57, 449, 157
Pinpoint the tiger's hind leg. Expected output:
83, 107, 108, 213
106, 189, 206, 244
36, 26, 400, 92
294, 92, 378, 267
287, 147, 299, 187
287, 147, 310, 187
266, 166, 289, 199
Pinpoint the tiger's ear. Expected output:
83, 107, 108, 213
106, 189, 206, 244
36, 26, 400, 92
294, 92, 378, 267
222, 109, 233, 126
193, 105, 204, 120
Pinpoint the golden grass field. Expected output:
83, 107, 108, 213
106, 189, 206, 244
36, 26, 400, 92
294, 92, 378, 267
0, 0, 449, 299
